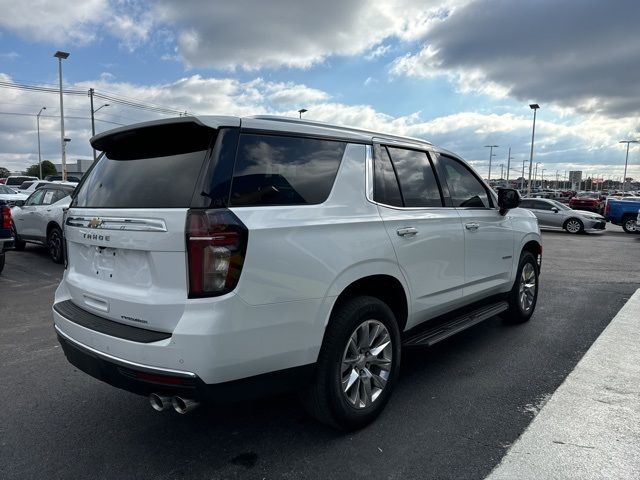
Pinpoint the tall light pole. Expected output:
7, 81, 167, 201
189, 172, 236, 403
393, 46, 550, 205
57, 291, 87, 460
54, 51, 70, 181
534, 162, 541, 188
89, 87, 109, 161
521, 158, 526, 191
484, 145, 498, 181
298, 108, 308, 119
36, 107, 46, 179
527, 103, 540, 196
541, 168, 546, 188
619, 140, 639, 192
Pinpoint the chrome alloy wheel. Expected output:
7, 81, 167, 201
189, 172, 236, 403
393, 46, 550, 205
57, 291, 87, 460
566, 219, 581, 233
518, 263, 536, 313
341, 320, 393, 409
624, 218, 637, 232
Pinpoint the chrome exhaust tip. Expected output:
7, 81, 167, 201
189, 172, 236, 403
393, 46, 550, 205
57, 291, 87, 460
149, 393, 172, 412
172, 396, 200, 414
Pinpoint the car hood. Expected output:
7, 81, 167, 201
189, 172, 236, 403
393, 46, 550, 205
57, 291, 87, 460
572, 209, 604, 219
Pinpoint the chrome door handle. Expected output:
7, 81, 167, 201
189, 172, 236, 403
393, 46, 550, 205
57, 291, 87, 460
397, 227, 418, 237
465, 222, 480, 230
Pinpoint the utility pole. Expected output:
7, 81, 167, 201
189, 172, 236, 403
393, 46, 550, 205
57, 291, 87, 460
89, 89, 110, 162
506, 147, 512, 182
521, 159, 526, 191
619, 140, 639, 192
484, 145, 498, 181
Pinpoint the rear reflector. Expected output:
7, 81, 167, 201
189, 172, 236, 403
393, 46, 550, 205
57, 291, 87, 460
186, 209, 248, 298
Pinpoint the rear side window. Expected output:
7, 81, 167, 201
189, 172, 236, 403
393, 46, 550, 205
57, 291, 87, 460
74, 124, 216, 208
439, 155, 491, 208
373, 146, 403, 207
229, 134, 345, 206
386, 147, 442, 207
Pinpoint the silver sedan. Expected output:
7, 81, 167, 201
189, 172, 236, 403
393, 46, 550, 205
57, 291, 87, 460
519, 198, 606, 234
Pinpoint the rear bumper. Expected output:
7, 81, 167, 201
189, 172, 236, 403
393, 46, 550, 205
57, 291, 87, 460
56, 325, 314, 402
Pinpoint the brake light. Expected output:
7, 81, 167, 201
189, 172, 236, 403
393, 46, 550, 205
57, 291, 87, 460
186, 209, 248, 298
1, 206, 11, 229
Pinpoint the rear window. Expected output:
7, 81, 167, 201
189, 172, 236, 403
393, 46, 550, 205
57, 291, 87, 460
6, 177, 34, 186
229, 134, 345, 206
73, 123, 215, 208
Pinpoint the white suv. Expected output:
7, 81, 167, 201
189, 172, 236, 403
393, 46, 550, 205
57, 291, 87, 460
53, 116, 541, 429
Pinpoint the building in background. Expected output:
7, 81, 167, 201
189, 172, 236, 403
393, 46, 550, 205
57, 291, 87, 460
52, 159, 93, 179
568, 171, 582, 190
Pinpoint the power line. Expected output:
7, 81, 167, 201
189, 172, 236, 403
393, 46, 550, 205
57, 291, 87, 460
0, 111, 125, 126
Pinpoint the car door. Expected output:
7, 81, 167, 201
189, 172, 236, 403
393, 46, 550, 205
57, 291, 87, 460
31, 188, 60, 241
373, 144, 465, 325
15, 189, 45, 238
434, 154, 514, 299
532, 200, 561, 228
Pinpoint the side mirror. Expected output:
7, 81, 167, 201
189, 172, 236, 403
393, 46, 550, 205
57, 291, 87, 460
14, 200, 24, 207
497, 188, 521, 215
551, 207, 560, 213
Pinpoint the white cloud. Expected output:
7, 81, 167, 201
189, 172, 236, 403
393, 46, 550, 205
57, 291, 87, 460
0, 0, 108, 45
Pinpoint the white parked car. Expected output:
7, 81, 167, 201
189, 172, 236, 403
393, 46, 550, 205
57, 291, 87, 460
4, 175, 38, 190
0, 184, 29, 206
53, 116, 542, 429
16, 180, 53, 194
11, 183, 75, 263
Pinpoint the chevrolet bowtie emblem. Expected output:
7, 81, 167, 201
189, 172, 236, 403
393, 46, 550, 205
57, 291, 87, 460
88, 218, 103, 229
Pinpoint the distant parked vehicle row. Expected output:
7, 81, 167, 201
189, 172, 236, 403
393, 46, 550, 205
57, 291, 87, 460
4, 175, 38, 189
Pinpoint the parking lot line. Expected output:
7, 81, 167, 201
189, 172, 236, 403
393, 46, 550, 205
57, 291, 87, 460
487, 288, 640, 480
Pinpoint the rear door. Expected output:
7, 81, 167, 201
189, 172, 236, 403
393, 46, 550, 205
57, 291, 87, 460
31, 188, 59, 240
434, 154, 514, 298
374, 144, 465, 323
63, 121, 219, 333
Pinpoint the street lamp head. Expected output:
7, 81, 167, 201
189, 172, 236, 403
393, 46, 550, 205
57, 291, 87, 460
54, 51, 70, 59
529, 103, 540, 110
298, 108, 308, 114
63, 138, 71, 143
619, 140, 639, 144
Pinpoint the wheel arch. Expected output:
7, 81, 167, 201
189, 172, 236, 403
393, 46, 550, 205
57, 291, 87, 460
46, 221, 62, 237
327, 274, 409, 334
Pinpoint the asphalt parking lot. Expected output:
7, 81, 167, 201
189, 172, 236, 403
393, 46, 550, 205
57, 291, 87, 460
1, 226, 639, 480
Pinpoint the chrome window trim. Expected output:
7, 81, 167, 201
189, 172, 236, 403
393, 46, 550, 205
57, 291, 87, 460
65, 216, 167, 232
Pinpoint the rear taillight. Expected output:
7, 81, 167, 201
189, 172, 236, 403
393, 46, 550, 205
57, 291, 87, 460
1, 206, 11, 229
186, 209, 248, 298
604, 201, 610, 216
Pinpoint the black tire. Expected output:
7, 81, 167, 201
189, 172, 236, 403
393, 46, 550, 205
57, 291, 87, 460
0, 252, 5, 274
563, 218, 584, 234
622, 215, 637, 234
47, 226, 64, 264
300, 296, 401, 430
12, 224, 25, 250
504, 251, 539, 324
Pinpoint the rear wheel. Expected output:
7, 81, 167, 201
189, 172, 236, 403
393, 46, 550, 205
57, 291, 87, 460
47, 226, 64, 264
300, 296, 401, 430
12, 224, 25, 250
622, 215, 637, 234
564, 218, 584, 234
504, 251, 539, 324
0, 251, 5, 274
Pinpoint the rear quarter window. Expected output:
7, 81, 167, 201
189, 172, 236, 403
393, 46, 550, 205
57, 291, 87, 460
229, 134, 345, 206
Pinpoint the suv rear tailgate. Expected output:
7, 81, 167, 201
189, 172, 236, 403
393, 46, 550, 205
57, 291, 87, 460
64, 208, 189, 332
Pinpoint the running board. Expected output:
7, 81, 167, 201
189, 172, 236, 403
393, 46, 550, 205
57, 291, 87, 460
402, 301, 509, 347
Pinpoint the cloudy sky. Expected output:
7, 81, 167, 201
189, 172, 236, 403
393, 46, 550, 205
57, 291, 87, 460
1, 0, 639, 181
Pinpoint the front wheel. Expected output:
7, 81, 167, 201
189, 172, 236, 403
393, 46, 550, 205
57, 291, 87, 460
47, 226, 64, 264
564, 218, 584, 234
300, 296, 401, 430
504, 251, 539, 324
622, 215, 637, 234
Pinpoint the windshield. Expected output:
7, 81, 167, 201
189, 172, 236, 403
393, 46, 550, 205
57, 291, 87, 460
0, 185, 17, 194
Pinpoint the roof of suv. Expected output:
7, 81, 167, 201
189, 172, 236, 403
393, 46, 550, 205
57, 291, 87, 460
91, 115, 434, 151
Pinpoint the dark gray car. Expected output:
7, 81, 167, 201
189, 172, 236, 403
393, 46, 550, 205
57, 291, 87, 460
519, 198, 606, 234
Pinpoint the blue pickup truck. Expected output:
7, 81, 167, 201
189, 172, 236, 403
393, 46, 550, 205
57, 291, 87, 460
604, 197, 640, 233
